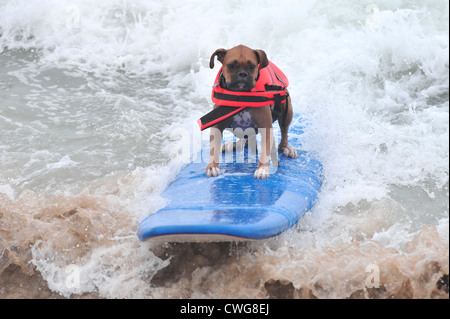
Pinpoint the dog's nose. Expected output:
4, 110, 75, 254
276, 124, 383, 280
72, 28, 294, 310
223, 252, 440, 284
237, 70, 249, 79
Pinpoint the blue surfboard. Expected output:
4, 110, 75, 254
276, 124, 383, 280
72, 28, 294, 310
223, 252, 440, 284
138, 116, 322, 242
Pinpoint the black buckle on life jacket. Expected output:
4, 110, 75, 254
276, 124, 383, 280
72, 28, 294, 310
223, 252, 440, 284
265, 84, 284, 91
274, 94, 282, 109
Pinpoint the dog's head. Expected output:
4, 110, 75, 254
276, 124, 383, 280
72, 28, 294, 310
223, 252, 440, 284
210, 45, 269, 92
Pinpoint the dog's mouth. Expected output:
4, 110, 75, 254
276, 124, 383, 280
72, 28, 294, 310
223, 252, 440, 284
227, 80, 254, 92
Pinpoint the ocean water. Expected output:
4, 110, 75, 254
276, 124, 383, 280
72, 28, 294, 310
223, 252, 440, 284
0, 0, 448, 299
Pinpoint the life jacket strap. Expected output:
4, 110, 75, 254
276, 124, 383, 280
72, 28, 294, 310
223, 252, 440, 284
197, 106, 246, 131
213, 91, 287, 105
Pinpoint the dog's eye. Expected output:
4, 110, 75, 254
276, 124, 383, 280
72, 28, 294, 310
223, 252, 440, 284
228, 63, 237, 71
248, 64, 256, 72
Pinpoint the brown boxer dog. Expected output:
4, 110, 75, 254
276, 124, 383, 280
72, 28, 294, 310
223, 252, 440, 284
206, 45, 297, 179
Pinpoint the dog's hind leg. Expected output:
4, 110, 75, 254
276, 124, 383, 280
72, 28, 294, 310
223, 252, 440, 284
278, 95, 298, 158
221, 139, 246, 153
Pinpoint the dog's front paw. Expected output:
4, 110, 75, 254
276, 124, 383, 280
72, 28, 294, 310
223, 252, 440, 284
281, 145, 298, 158
254, 165, 270, 179
206, 163, 220, 177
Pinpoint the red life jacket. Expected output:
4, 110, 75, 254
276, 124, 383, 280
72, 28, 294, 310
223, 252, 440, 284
197, 61, 289, 131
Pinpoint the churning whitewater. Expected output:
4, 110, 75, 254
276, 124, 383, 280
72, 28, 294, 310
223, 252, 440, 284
0, 0, 448, 298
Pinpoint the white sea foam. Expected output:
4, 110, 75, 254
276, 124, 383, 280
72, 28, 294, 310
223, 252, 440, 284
0, 0, 448, 298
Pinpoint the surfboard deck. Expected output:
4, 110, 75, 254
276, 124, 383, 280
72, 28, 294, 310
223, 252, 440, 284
138, 116, 322, 242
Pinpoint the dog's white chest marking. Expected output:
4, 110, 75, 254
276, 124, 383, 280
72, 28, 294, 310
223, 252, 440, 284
229, 110, 258, 132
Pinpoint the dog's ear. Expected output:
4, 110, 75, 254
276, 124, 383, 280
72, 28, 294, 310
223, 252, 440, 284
210, 49, 227, 69
254, 50, 269, 70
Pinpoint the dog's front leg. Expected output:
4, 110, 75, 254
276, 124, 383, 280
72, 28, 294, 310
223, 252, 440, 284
206, 126, 223, 177
254, 126, 274, 179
